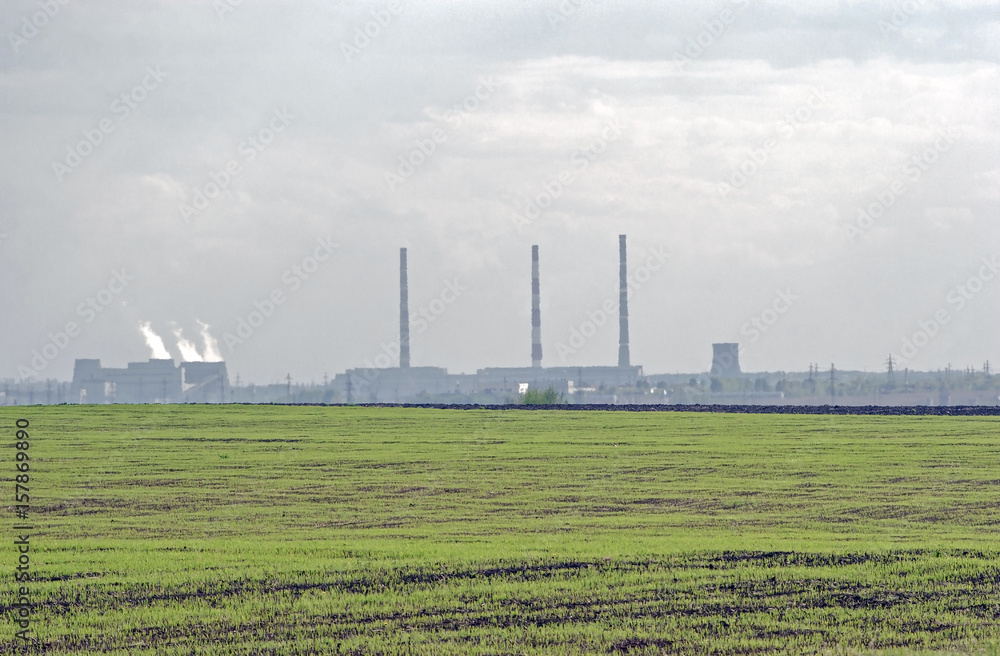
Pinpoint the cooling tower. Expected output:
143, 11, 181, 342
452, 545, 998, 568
711, 343, 741, 377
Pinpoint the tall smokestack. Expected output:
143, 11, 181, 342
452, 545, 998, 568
618, 234, 630, 368
531, 245, 542, 368
399, 247, 410, 369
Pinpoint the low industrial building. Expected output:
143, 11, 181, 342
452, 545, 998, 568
334, 366, 476, 403
70, 359, 228, 403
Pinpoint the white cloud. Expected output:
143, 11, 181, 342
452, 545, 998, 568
0, 1, 997, 380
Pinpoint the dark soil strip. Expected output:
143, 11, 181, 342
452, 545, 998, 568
226, 403, 1000, 415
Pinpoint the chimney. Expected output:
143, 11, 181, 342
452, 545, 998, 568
399, 247, 410, 369
531, 245, 542, 368
618, 234, 630, 368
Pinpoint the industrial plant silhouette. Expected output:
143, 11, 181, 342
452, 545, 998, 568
63, 235, 646, 404
4, 234, 991, 407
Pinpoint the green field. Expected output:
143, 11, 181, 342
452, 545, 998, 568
2, 406, 999, 654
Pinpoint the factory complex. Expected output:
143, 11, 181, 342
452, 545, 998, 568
5, 235, 994, 407
56, 235, 655, 404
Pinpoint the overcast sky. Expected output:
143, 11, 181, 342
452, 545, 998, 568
1, 0, 997, 384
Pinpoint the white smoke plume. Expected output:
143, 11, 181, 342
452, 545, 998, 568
172, 324, 203, 362
197, 320, 223, 362
139, 321, 171, 359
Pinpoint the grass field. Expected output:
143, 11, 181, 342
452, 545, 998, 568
2, 405, 999, 654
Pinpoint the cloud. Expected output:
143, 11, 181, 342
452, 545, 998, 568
0, 1, 997, 381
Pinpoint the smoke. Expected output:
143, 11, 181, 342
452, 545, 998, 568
139, 320, 222, 363
197, 320, 223, 362
139, 321, 171, 359
172, 324, 203, 362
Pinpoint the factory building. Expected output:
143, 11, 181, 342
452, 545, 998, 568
70, 358, 228, 403
180, 361, 231, 402
475, 366, 641, 391
333, 366, 476, 403
334, 237, 643, 402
